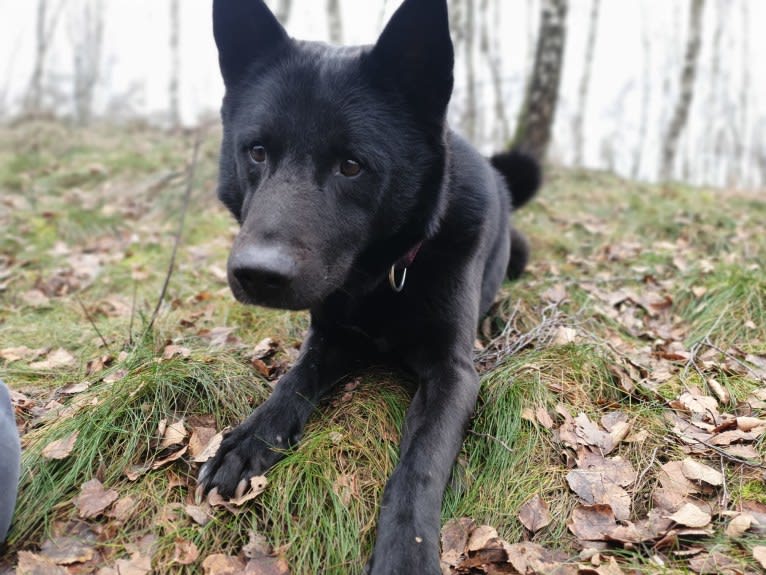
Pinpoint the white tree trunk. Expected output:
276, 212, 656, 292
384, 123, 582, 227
572, 0, 600, 166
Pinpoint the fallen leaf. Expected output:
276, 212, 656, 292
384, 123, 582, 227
16, 551, 68, 575
567, 504, 617, 541
185, 504, 212, 526
151, 445, 188, 469
114, 551, 151, 575
41, 431, 79, 460
518, 494, 552, 532
665, 503, 711, 528
725, 513, 752, 537
40, 536, 96, 565
707, 378, 730, 404
681, 458, 723, 486
160, 419, 188, 449
753, 546, 766, 569
688, 551, 738, 574
567, 469, 631, 521
189, 427, 219, 458
0, 346, 47, 363
535, 407, 554, 429
244, 554, 290, 575
74, 478, 119, 519
440, 518, 475, 568
466, 525, 498, 552
658, 461, 700, 497
58, 381, 91, 395
172, 539, 200, 565
202, 554, 246, 575
30, 348, 76, 370
107, 496, 137, 522
162, 344, 191, 360
193, 430, 225, 463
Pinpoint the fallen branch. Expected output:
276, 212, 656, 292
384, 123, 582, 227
143, 134, 202, 337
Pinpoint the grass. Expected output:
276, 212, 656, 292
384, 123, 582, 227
0, 122, 765, 573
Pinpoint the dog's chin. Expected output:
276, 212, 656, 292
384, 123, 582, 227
228, 280, 328, 311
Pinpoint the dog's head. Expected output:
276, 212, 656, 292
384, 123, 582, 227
213, 0, 454, 310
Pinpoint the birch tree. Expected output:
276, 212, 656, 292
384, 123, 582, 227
327, 0, 343, 44
513, 0, 568, 162
71, 0, 104, 125
168, 0, 181, 129
24, 0, 67, 116
572, 0, 600, 166
660, 0, 705, 181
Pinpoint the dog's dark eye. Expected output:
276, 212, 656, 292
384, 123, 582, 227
249, 145, 267, 164
339, 159, 362, 178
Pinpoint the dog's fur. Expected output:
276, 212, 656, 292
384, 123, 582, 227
199, 1, 540, 572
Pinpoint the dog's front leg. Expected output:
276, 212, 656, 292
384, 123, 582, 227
198, 326, 355, 498
368, 355, 480, 575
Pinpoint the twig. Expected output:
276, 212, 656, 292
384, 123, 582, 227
633, 446, 659, 496
128, 281, 137, 347
719, 455, 729, 509
684, 437, 766, 469
700, 337, 764, 382
469, 430, 514, 454
143, 134, 202, 337
75, 295, 111, 352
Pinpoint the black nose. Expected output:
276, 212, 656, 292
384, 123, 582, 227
229, 245, 297, 296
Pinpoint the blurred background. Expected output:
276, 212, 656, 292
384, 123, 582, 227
0, 0, 762, 189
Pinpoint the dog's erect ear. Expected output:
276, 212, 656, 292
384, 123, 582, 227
367, 0, 454, 121
213, 0, 289, 87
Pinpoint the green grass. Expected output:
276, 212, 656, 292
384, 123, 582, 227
1, 122, 765, 573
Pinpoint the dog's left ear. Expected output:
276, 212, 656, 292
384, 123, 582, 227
213, 0, 289, 87
367, 0, 454, 122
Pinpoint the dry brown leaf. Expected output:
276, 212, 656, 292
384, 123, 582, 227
59, 381, 91, 395
41, 431, 79, 460
0, 346, 47, 363
680, 458, 723, 486
114, 552, 152, 575
665, 503, 711, 528
74, 478, 119, 519
162, 344, 191, 360
566, 470, 631, 521
518, 494, 552, 532
725, 513, 752, 537
244, 555, 290, 575
440, 518, 475, 568
553, 326, 577, 345
688, 551, 738, 574
576, 450, 636, 487
542, 284, 567, 304
172, 539, 200, 565
194, 430, 225, 463
151, 445, 188, 469
40, 536, 96, 565
535, 407, 554, 429
107, 496, 136, 522
736, 416, 766, 432
185, 503, 212, 526
30, 348, 76, 370
658, 461, 700, 497
753, 546, 766, 569
189, 426, 218, 458
466, 525, 498, 552
707, 378, 730, 404
574, 413, 616, 454
160, 418, 188, 449
676, 392, 719, 422
202, 554, 246, 575
568, 504, 617, 541
16, 551, 69, 575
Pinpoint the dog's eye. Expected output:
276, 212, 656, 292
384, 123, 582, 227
339, 159, 362, 178
249, 145, 267, 164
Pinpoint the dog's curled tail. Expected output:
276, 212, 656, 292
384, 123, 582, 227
490, 151, 541, 210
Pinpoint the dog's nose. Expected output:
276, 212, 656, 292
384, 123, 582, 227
230, 245, 297, 295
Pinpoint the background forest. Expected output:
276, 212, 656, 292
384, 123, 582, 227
1, 1, 765, 575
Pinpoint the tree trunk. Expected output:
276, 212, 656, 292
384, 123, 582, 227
326, 0, 343, 44
462, 0, 478, 143
660, 0, 705, 182
513, 0, 568, 162
169, 0, 181, 129
572, 0, 600, 166
25, 0, 49, 115
632, 0, 651, 179
275, 0, 293, 25
482, 0, 510, 146
72, 0, 104, 125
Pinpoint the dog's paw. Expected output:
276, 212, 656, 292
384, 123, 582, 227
197, 408, 297, 499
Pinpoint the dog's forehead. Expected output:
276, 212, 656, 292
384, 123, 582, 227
230, 43, 374, 137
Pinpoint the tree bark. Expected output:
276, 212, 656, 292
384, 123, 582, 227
572, 0, 600, 166
513, 0, 568, 162
660, 0, 705, 181
482, 0, 510, 146
275, 0, 293, 25
24, 0, 66, 116
168, 0, 181, 129
632, 0, 652, 179
326, 0, 343, 44
462, 0, 478, 143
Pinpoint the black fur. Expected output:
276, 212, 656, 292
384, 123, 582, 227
200, 1, 540, 573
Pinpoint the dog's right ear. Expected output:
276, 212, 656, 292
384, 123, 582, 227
213, 0, 289, 87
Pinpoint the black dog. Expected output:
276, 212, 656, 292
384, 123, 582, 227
199, 1, 540, 572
